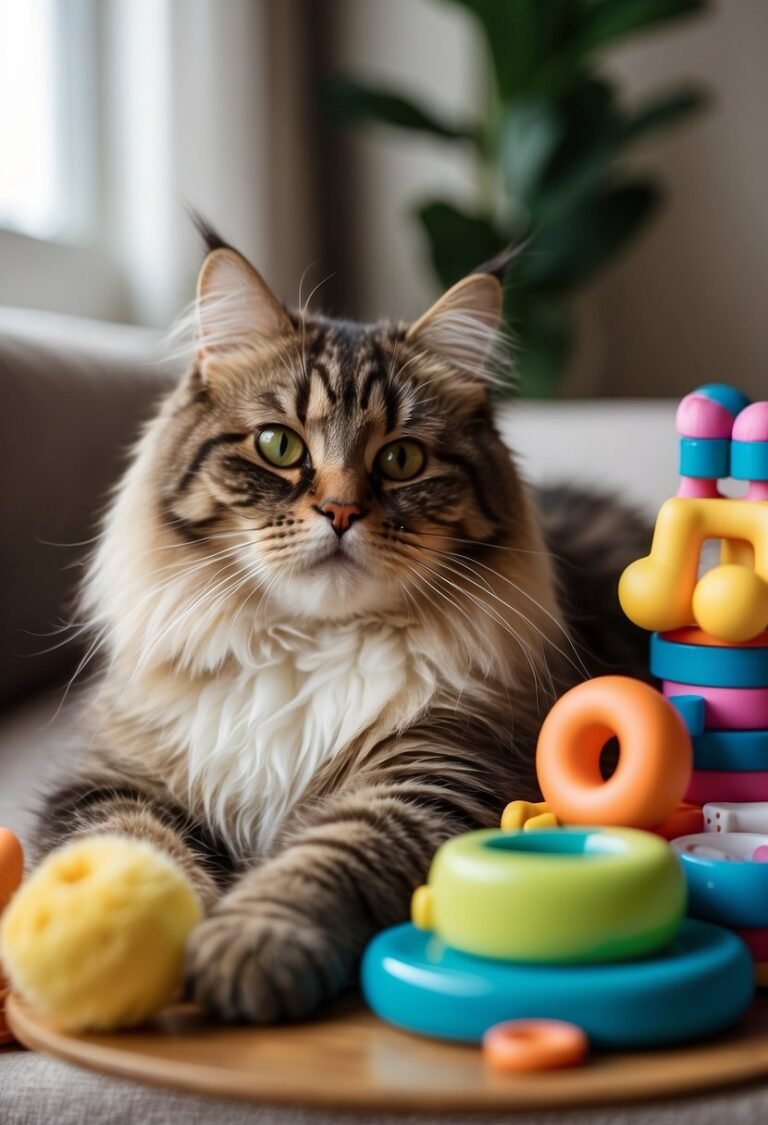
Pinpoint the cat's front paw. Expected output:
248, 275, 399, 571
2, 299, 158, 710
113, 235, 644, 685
185, 907, 349, 1023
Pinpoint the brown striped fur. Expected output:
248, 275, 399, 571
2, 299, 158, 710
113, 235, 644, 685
35, 232, 649, 1023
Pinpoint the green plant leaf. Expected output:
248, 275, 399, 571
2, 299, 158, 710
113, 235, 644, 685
324, 75, 477, 141
520, 180, 662, 293
537, 77, 620, 186
619, 86, 708, 143
575, 0, 709, 54
534, 84, 706, 218
499, 99, 563, 202
531, 1, 709, 94
415, 201, 507, 288
441, 0, 546, 98
505, 298, 573, 398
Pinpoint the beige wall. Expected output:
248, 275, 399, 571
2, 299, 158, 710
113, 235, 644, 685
334, 0, 768, 400
589, 0, 768, 400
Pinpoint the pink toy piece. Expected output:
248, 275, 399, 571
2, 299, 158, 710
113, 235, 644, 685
749, 482, 768, 501
676, 393, 735, 440
736, 926, 768, 960
663, 682, 768, 730
677, 478, 721, 499
733, 402, 768, 443
687, 769, 768, 804
753, 846, 768, 863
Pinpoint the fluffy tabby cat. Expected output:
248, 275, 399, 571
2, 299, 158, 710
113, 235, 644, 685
36, 227, 648, 1023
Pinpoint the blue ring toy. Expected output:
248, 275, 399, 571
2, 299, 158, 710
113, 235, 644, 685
679, 438, 730, 480
674, 837, 768, 927
650, 632, 768, 688
697, 384, 751, 417
731, 441, 768, 482
668, 694, 706, 736
362, 920, 753, 1049
694, 729, 768, 771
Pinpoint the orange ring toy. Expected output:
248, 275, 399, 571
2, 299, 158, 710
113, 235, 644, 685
536, 676, 692, 829
483, 1019, 588, 1072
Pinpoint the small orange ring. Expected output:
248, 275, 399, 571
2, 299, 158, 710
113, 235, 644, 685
536, 676, 692, 828
483, 1019, 588, 1072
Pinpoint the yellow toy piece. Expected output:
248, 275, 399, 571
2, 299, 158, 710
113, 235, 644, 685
0, 836, 201, 1031
500, 801, 559, 831
619, 497, 768, 642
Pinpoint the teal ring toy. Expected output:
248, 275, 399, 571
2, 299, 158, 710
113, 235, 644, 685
673, 833, 768, 926
679, 438, 730, 480
362, 920, 753, 1049
650, 632, 768, 688
694, 729, 768, 771
669, 694, 706, 736
731, 441, 768, 481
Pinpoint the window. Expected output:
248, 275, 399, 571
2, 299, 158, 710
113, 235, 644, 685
0, 0, 94, 242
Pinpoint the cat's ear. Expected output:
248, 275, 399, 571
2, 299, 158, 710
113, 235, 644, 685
406, 274, 503, 382
196, 247, 294, 366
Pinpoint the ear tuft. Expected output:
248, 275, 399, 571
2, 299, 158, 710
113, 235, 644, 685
406, 274, 505, 384
196, 248, 293, 361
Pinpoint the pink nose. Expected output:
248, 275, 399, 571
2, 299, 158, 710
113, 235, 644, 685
317, 501, 364, 537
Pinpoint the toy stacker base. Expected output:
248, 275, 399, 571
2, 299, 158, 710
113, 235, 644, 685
363, 920, 752, 1049
9, 986, 768, 1114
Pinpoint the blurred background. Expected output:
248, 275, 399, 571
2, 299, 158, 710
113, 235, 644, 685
0, 0, 766, 398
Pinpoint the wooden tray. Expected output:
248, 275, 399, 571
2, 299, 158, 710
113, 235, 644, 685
9, 991, 768, 1113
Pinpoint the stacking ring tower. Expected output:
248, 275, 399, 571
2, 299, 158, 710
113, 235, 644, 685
620, 384, 768, 983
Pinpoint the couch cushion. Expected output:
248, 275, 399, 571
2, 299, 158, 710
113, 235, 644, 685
0, 692, 81, 849
0, 309, 178, 708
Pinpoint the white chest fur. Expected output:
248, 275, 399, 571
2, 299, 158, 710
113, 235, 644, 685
157, 619, 432, 852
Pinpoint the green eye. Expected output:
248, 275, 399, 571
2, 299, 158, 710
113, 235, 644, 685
376, 440, 425, 482
256, 425, 306, 468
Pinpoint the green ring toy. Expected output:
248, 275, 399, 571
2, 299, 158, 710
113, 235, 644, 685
411, 828, 685, 964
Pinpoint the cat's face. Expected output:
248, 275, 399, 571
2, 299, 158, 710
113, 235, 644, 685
156, 246, 526, 621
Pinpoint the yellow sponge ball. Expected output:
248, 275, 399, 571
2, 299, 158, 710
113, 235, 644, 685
0, 835, 201, 1031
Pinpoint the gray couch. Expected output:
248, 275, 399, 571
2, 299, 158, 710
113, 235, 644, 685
1, 308, 765, 1123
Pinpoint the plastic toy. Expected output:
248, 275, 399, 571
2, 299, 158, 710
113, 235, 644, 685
483, 1019, 588, 1072
535, 677, 691, 828
734, 927, 768, 961
667, 694, 707, 735
619, 501, 768, 643
499, 799, 704, 840
621, 388, 768, 642
0, 828, 23, 911
650, 630, 768, 688
703, 801, 768, 833
0, 836, 201, 1031
652, 802, 704, 840
731, 402, 768, 497
672, 833, 768, 927
411, 828, 685, 964
0, 827, 23, 1046
499, 800, 557, 831
664, 683, 768, 730
687, 770, 768, 804
691, 730, 768, 772
675, 385, 749, 498
362, 919, 754, 1049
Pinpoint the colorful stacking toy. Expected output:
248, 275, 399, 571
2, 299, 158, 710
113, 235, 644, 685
617, 385, 768, 983
363, 384, 765, 1061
